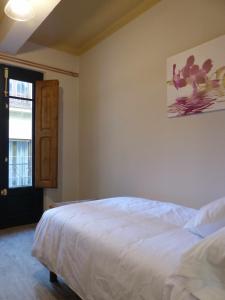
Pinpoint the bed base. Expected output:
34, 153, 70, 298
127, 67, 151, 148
49, 271, 58, 283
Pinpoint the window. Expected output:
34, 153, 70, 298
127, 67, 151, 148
9, 80, 33, 188
9, 139, 32, 188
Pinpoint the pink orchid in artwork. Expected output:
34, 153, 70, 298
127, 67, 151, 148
168, 54, 224, 116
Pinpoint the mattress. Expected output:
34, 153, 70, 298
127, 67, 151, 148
32, 197, 201, 300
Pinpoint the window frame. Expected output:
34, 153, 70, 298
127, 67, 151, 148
1, 64, 43, 194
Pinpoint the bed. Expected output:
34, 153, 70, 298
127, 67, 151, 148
32, 196, 225, 300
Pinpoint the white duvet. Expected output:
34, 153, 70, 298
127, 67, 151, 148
32, 197, 200, 300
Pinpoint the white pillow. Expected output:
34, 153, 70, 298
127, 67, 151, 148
184, 196, 225, 237
165, 227, 225, 300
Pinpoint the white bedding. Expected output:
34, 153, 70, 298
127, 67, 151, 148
165, 226, 225, 300
32, 197, 200, 300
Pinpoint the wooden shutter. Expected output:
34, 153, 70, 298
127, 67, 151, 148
35, 80, 59, 188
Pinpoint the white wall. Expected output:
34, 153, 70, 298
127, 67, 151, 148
0, 42, 79, 208
79, 0, 225, 208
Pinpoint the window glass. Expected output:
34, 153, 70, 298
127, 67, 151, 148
9, 79, 32, 99
9, 98, 32, 188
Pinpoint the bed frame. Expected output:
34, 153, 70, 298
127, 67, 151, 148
50, 271, 58, 283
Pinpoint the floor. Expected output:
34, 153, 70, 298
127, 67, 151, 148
0, 225, 81, 300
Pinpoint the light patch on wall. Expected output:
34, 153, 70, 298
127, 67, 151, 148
167, 34, 225, 118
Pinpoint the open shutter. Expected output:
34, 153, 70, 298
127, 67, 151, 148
35, 80, 59, 188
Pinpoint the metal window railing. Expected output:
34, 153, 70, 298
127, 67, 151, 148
9, 139, 32, 188
9, 161, 32, 188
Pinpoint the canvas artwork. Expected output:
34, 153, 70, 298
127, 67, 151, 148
167, 34, 225, 117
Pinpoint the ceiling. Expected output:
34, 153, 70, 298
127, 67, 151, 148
0, 0, 160, 56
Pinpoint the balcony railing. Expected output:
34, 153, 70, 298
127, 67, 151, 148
9, 139, 32, 188
9, 162, 32, 188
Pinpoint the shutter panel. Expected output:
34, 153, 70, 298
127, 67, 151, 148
35, 80, 59, 188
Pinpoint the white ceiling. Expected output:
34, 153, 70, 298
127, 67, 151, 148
0, 0, 160, 55
0, 0, 61, 54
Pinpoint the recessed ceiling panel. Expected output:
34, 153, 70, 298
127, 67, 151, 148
29, 0, 160, 55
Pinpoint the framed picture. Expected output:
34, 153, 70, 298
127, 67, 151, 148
167, 34, 225, 118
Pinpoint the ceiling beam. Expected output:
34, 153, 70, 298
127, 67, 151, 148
0, 0, 61, 54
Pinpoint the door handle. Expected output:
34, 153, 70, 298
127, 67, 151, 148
0, 189, 7, 196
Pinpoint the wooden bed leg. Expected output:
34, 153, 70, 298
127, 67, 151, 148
50, 271, 58, 283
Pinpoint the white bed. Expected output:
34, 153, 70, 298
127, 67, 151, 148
32, 197, 225, 300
